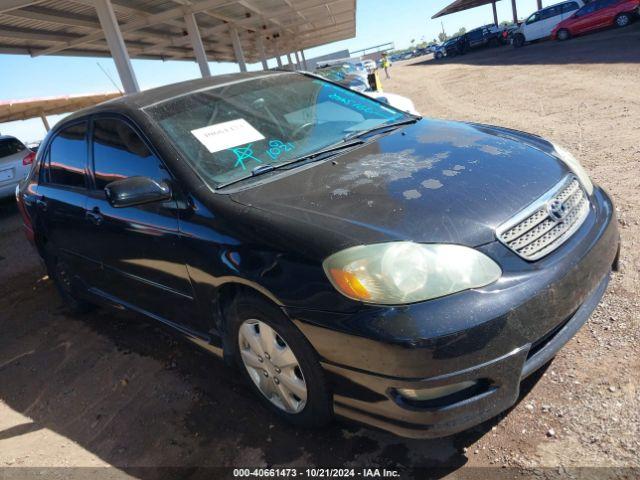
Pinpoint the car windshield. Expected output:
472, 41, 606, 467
145, 73, 406, 187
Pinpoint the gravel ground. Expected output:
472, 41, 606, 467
0, 24, 638, 480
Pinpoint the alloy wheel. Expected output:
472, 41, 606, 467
238, 319, 308, 414
616, 15, 629, 27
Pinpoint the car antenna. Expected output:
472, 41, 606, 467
97, 62, 124, 95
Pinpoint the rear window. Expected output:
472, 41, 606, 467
0, 138, 26, 158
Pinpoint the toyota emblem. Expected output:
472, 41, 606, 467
547, 199, 568, 222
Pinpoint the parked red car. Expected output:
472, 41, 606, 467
551, 0, 639, 40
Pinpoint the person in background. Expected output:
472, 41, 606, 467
381, 53, 391, 79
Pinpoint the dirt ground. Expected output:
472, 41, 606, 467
1, 25, 639, 480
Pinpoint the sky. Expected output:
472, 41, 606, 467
0, 0, 541, 142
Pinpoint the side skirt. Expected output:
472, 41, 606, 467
84, 287, 224, 358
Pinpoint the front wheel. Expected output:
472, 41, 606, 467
556, 29, 571, 41
227, 293, 333, 428
614, 13, 631, 27
435, 51, 443, 59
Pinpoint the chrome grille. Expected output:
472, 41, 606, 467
496, 176, 590, 261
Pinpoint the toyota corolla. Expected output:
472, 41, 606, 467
17, 72, 619, 438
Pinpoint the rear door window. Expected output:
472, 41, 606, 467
542, 5, 561, 18
43, 122, 88, 189
0, 138, 26, 158
92, 117, 168, 191
562, 1, 580, 13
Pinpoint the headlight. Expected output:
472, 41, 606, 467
551, 143, 594, 195
323, 242, 501, 305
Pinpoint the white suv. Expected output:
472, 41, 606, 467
513, 0, 584, 46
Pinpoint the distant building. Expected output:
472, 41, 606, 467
305, 50, 350, 70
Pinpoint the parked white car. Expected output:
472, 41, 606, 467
365, 92, 420, 116
0, 135, 35, 199
360, 59, 377, 72
513, 0, 585, 46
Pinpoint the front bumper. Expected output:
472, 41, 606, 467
326, 273, 609, 438
289, 187, 619, 438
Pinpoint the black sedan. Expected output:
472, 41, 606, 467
17, 71, 619, 438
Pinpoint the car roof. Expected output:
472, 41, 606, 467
61, 70, 294, 124
542, 0, 578, 9
0, 135, 21, 143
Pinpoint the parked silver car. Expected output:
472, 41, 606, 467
0, 135, 35, 199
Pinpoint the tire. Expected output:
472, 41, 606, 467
44, 243, 94, 314
226, 293, 333, 428
435, 51, 443, 60
614, 13, 631, 27
513, 33, 525, 48
557, 29, 571, 41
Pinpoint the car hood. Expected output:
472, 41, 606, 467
230, 119, 568, 248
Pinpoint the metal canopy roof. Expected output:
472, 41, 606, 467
432, 0, 501, 18
0, 0, 357, 63
0, 92, 121, 123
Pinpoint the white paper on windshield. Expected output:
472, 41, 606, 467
191, 119, 265, 153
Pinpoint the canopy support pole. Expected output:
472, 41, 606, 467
184, 12, 211, 77
230, 27, 247, 72
94, 0, 139, 94
40, 112, 50, 132
294, 51, 302, 70
492, 1, 499, 25
257, 34, 268, 70
511, 0, 519, 23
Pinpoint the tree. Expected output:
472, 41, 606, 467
453, 27, 466, 37
438, 31, 447, 42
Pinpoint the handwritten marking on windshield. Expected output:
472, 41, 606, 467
266, 139, 295, 160
329, 93, 375, 114
231, 144, 262, 170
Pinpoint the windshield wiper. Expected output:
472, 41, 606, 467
343, 116, 421, 141
215, 138, 365, 189
277, 138, 366, 168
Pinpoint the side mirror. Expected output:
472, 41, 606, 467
104, 176, 171, 208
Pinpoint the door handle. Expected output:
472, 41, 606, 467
35, 197, 48, 212
86, 207, 104, 226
